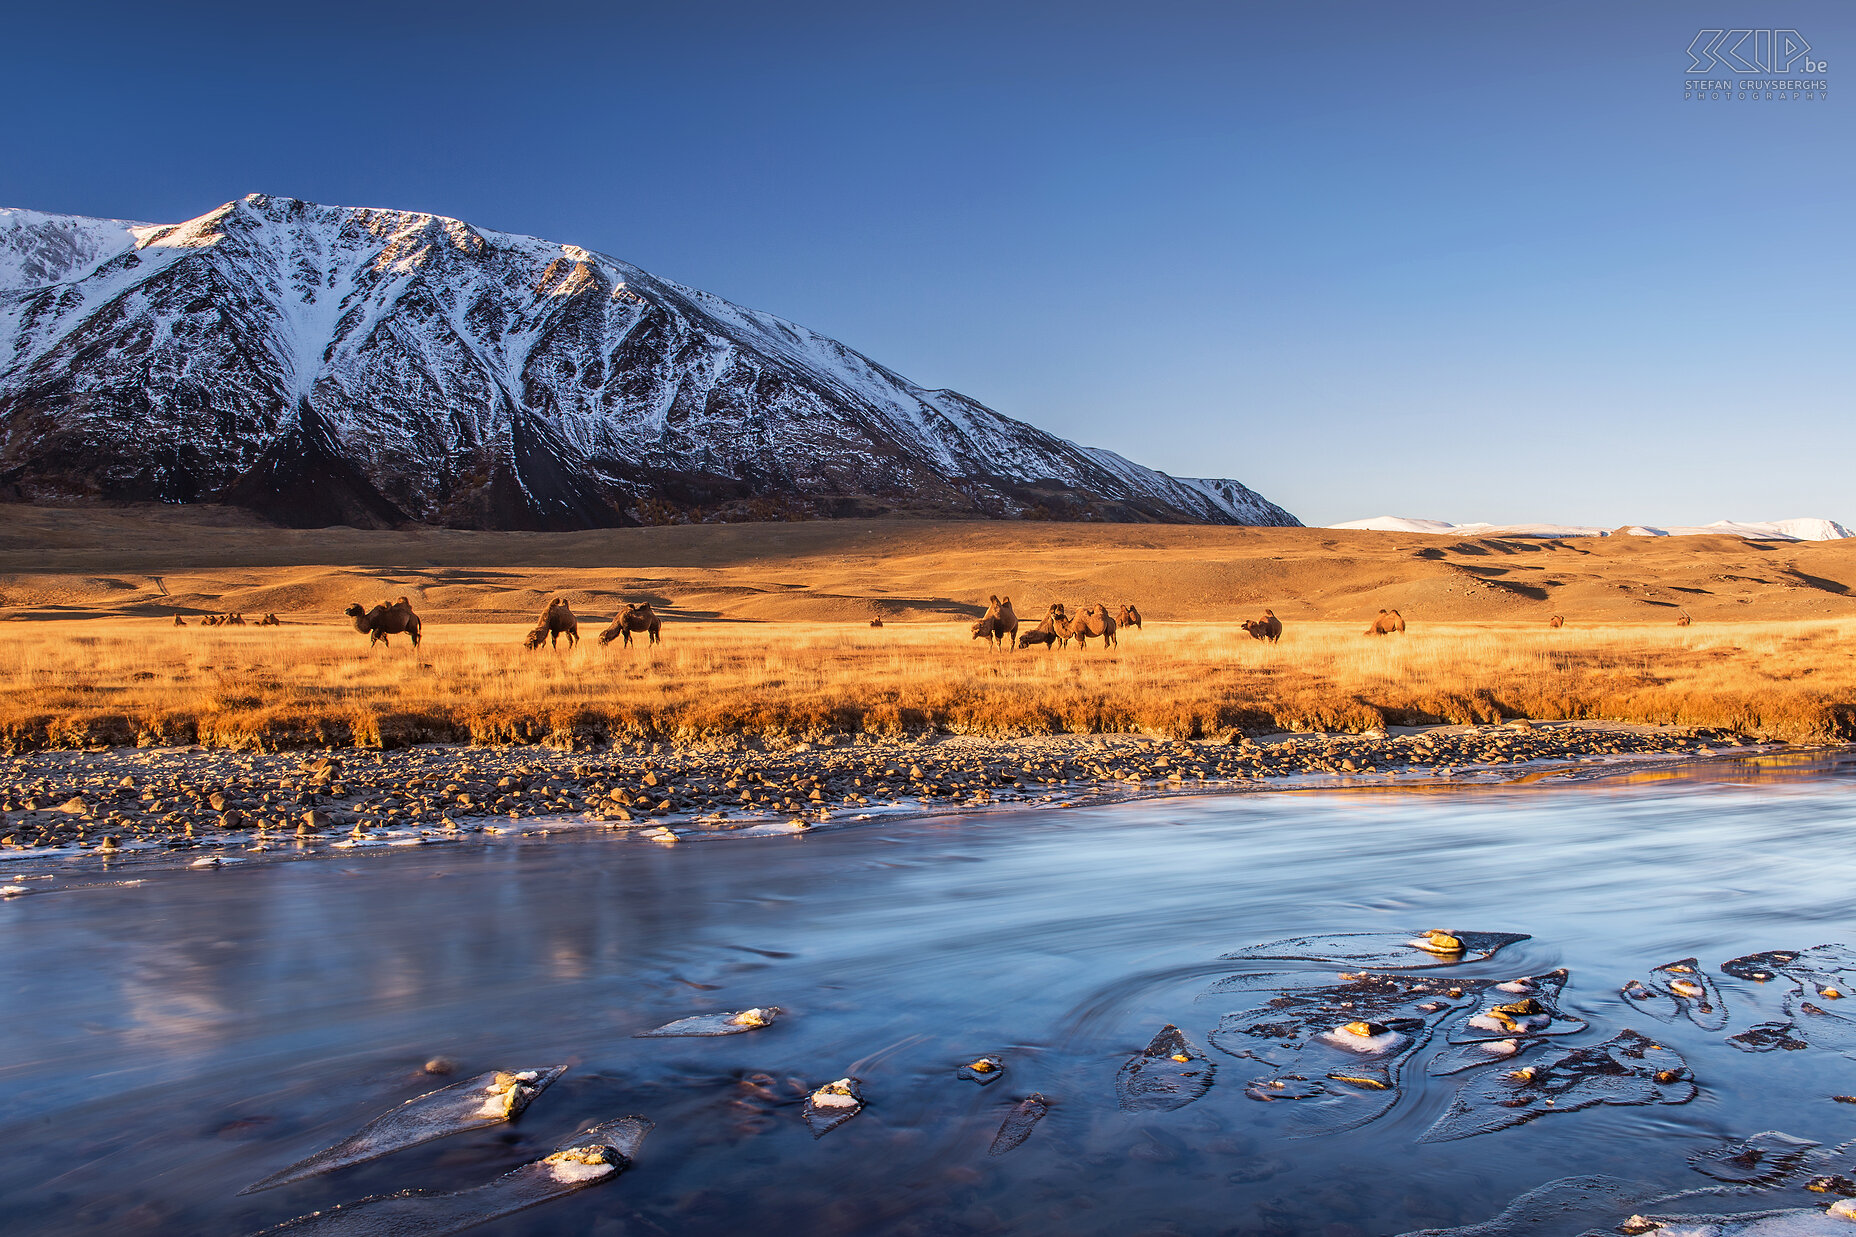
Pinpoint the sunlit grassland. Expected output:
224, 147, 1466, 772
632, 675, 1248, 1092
1, 619, 1850, 750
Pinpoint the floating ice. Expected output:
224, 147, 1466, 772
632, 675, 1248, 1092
241, 1067, 567, 1193
1791, 1001, 1856, 1056
803, 1078, 864, 1137
635, 1007, 782, 1037
1420, 1029, 1693, 1143
1622, 958, 1729, 1029
1722, 946, 1856, 999
1729, 1022, 1810, 1053
1448, 971, 1587, 1043
1689, 1131, 1822, 1185
1318, 1021, 1408, 1054
1608, 1206, 1856, 1234
988, 1093, 1048, 1156
1223, 930, 1530, 970
1209, 971, 1480, 1134
250, 1117, 649, 1236
1116, 1024, 1214, 1112
958, 1056, 1005, 1085
1390, 1173, 1654, 1237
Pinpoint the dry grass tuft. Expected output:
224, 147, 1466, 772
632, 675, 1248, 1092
1, 619, 1851, 752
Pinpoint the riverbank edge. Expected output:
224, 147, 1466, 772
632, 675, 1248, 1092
3, 721, 1841, 882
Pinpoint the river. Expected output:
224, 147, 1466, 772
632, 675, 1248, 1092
4, 752, 1856, 1236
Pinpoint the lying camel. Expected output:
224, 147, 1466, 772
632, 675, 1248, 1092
599, 602, 661, 647
257, 613, 280, 627
1117, 604, 1143, 631
172, 614, 186, 627
1365, 609, 1406, 636
1017, 603, 1068, 650
1676, 611, 1692, 627
525, 597, 579, 650
1548, 615, 1564, 629
1241, 610, 1282, 643
869, 617, 884, 628
1069, 603, 1118, 650
346, 597, 423, 648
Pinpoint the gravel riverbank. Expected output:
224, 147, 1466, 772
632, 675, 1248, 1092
0, 721, 1788, 872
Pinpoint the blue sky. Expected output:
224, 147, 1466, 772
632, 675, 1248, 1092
2, 1, 1849, 526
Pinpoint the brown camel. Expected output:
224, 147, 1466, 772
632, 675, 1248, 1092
1548, 615, 1564, 629
227, 613, 246, 626
257, 613, 280, 627
1365, 609, 1406, 636
346, 597, 423, 648
869, 617, 884, 628
1117, 604, 1143, 631
173, 614, 186, 627
1241, 610, 1283, 643
525, 597, 579, 650
599, 602, 662, 647
1017, 603, 1068, 650
1675, 611, 1692, 627
1069, 603, 1118, 650
969, 595, 1020, 652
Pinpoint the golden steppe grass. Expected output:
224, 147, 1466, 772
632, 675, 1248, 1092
2, 617, 1850, 751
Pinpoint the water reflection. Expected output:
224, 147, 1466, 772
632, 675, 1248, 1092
2, 753, 1855, 1235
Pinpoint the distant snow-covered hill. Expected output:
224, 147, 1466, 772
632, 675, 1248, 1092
1329, 515, 1852, 541
0, 194, 1298, 531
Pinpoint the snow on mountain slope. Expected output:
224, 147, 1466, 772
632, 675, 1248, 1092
1624, 518, 1853, 541
1331, 516, 1852, 541
0, 208, 148, 292
0, 194, 1298, 531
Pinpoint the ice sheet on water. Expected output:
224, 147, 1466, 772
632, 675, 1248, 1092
252, 1117, 650, 1236
1390, 1174, 1654, 1237
1728, 1023, 1809, 1053
1420, 1030, 1693, 1143
1721, 946, 1856, 1000
1787, 1001, 1856, 1056
958, 1056, 1005, 1085
242, 1068, 567, 1193
988, 1093, 1048, 1155
1623, 958, 1729, 1030
635, 1007, 781, 1037
1689, 1132, 1822, 1185
1447, 970, 1588, 1043
1116, 1024, 1214, 1112
1223, 930, 1530, 970
1428, 1036, 1546, 1077
1207, 971, 1479, 1136
803, 1078, 864, 1138
1600, 1206, 1856, 1235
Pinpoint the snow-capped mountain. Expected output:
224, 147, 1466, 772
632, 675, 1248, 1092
0, 195, 1298, 530
1328, 515, 1852, 541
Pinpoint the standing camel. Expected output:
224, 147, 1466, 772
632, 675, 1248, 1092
599, 602, 662, 647
1068, 604, 1118, 650
1017, 603, 1068, 650
1241, 610, 1282, 643
345, 598, 423, 648
970, 595, 1019, 652
1117, 604, 1143, 631
524, 598, 579, 650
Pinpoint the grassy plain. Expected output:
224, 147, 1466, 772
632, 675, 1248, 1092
2, 617, 1850, 751
2, 505, 1851, 750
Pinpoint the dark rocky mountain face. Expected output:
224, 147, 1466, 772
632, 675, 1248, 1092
0, 196, 1298, 530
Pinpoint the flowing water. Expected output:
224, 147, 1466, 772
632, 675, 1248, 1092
5, 753, 1856, 1236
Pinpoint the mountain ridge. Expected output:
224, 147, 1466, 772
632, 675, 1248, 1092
0, 194, 1297, 531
